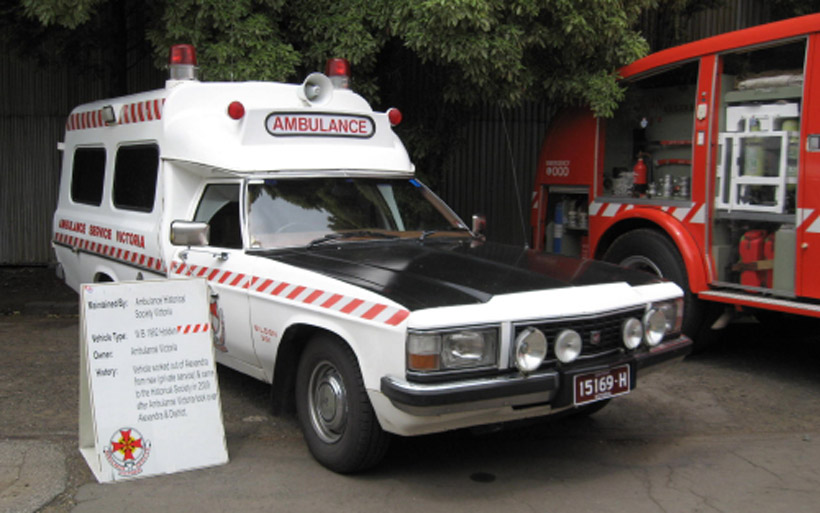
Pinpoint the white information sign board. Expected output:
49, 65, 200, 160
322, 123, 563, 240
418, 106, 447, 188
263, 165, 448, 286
79, 279, 228, 483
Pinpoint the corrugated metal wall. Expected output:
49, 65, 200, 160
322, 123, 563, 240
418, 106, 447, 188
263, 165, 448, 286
0, 46, 104, 264
685, 0, 771, 42
640, 0, 772, 51
439, 103, 555, 247
0, 42, 162, 265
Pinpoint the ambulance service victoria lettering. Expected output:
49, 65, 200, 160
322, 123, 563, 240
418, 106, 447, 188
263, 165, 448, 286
265, 112, 375, 138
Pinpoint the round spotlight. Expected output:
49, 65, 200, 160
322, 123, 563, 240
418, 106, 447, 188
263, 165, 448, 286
643, 309, 667, 347
514, 327, 547, 373
622, 317, 643, 350
554, 329, 582, 363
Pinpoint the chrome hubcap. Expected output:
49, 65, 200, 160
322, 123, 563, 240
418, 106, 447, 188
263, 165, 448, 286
308, 361, 347, 444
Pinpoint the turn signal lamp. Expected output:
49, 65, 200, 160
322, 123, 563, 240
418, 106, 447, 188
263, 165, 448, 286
325, 58, 350, 89
407, 333, 440, 371
169, 44, 198, 81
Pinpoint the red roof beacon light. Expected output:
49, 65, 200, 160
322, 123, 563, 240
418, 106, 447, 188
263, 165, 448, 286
227, 101, 245, 120
387, 108, 402, 127
169, 44, 198, 81
325, 58, 350, 89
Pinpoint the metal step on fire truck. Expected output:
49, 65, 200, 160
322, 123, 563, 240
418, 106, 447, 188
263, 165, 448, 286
532, 13, 820, 346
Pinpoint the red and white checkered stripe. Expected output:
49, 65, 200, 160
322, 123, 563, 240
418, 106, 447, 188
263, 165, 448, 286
120, 99, 165, 125
65, 99, 165, 131
589, 201, 706, 225
66, 109, 106, 131
171, 261, 410, 327
53, 232, 166, 273
177, 323, 210, 334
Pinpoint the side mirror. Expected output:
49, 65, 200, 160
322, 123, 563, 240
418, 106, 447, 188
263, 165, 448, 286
471, 214, 487, 237
170, 221, 209, 247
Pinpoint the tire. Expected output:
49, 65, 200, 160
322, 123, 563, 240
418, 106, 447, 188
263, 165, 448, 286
295, 333, 390, 473
602, 229, 712, 350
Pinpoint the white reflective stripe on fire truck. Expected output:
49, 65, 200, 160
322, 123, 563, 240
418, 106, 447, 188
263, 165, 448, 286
171, 261, 410, 327
797, 208, 815, 231
590, 202, 704, 224
588, 202, 603, 216
602, 203, 622, 217
806, 215, 820, 234
665, 206, 690, 221
689, 204, 706, 224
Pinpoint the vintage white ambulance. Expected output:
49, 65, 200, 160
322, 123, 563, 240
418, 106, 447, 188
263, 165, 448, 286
53, 45, 692, 472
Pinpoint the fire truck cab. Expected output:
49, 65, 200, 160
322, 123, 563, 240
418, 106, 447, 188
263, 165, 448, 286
533, 14, 820, 342
54, 46, 691, 473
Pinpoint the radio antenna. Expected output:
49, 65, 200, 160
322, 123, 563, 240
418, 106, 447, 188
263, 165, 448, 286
499, 107, 530, 249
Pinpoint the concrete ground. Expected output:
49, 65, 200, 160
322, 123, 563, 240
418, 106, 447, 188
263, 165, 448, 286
2, 266, 820, 512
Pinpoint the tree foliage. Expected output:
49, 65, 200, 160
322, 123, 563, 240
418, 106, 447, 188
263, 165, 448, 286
8, 0, 820, 113
7, 0, 660, 116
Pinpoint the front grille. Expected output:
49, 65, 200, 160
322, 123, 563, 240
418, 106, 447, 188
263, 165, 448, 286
513, 306, 645, 361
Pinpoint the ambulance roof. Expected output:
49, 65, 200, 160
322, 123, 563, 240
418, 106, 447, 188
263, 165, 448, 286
63, 78, 414, 175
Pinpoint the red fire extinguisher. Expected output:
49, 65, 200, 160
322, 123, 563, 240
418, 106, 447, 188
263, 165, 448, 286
633, 157, 647, 195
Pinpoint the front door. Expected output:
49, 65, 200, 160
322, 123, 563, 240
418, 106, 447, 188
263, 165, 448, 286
172, 182, 260, 370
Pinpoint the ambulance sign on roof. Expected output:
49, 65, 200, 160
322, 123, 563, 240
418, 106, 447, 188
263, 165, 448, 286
265, 112, 375, 138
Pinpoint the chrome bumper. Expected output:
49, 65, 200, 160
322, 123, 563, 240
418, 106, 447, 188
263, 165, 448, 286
381, 335, 692, 416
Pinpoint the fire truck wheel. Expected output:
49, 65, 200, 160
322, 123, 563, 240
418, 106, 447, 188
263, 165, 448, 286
296, 333, 390, 473
602, 229, 704, 341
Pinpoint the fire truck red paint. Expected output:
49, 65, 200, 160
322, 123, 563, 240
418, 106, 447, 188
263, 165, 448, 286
532, 13, 820, 342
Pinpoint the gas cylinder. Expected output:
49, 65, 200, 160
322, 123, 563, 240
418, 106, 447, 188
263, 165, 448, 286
633, 157, 647, 195
739, 229, 767, 287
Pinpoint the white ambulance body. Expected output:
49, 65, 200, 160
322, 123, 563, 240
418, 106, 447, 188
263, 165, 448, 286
54, 47, 691, 473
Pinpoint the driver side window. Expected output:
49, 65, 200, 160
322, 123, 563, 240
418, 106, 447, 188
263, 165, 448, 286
194, 184, 242, 249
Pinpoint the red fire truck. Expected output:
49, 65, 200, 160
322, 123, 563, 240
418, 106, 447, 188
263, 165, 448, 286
532, 14, 820, 345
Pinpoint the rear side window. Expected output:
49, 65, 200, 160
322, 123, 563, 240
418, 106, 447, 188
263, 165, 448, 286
70, 147, 106, 206
113, 144, 160, 212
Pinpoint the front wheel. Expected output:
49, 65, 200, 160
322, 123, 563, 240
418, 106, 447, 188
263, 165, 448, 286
602, 229, 714, 349
295, 334, 390, 473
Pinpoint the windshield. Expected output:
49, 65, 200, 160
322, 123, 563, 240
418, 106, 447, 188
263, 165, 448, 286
246, 178, 468, 249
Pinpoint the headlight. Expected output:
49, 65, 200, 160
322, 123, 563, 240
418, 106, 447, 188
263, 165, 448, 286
622, 317, 643, 350
514, 327, 547, 373
407, 328, 498, 372
643, 308, 667, 347
554, 329, 582, 363
653, 298, 684, 336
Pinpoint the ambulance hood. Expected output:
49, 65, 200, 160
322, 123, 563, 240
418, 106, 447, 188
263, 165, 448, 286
261, 240, 660, 311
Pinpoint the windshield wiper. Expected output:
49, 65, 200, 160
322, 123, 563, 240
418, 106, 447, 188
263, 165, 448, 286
307, 230, 399, 248
418, 227, 474, 242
